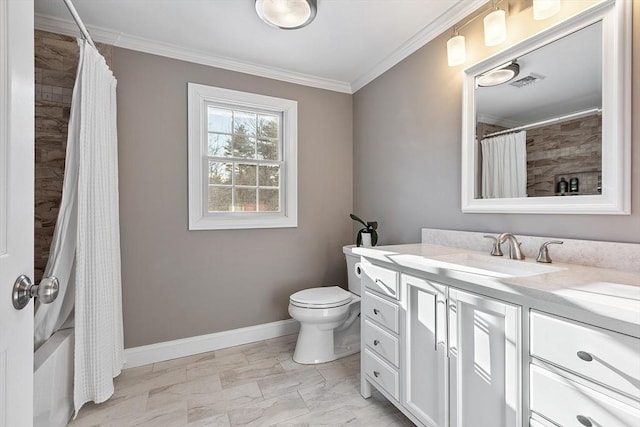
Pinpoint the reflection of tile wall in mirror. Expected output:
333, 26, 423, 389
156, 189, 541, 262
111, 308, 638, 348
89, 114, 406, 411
526, 114, 601, 197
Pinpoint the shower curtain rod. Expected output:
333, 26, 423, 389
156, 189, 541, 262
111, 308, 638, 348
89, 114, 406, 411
63, 0, 96, 49
483, 107, 602, 138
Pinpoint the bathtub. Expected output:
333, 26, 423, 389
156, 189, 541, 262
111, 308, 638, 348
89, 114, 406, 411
34, 328, 74, 427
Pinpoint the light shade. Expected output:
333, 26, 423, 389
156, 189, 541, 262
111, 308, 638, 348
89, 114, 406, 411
477, 62, 520, 87
447, 34, 466, 67
255, 0, 317, 30
533, 0, 561, 20
484, 9, 507, 46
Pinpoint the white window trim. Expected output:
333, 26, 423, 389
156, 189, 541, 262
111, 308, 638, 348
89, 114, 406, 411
187, 83, 298, 230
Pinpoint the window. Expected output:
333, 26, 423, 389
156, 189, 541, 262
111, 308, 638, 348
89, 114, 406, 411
188, 83, 297, 230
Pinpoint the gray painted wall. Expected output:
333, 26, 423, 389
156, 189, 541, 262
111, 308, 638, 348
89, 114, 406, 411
113, 49, 353, 348
353, 2, 639, 245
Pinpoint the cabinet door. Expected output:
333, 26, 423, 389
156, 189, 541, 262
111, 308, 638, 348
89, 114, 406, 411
448, 289, 521, 427
402, 275, 447, 427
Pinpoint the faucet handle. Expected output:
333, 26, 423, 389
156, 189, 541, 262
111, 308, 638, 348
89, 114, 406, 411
483, 235, 503, 256
536, 240, 564, 263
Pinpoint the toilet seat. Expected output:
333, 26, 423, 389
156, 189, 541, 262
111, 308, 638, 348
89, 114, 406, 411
290, 286, 352, 309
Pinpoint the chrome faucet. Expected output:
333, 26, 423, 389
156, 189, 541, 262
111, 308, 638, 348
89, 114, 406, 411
498, 233, 525, 260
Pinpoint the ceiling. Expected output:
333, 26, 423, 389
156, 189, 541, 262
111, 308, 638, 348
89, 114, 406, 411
34, 0, 486, 93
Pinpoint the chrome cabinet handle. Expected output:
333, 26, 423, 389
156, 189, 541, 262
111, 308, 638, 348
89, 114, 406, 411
373, 308, 379, 315
373, 340, 379, 346
375, 278, 395, 296
577, 351, 593, 362
434, 297, 438, 351
576, 415, 592, 427
373, 371, 380, 378
12, 275, 59, 310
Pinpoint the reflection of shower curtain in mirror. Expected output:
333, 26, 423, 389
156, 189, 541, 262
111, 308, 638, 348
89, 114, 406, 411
481, 132, 527, 199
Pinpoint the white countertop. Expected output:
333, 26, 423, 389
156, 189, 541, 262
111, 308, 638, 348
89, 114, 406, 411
353, 243, 640, 338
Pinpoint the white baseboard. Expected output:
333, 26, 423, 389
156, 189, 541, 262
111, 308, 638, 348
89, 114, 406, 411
123, 319, 300, 369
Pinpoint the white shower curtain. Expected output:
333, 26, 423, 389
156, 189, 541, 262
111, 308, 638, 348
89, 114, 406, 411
33, 39, 124, 415
481, 131, 528, 199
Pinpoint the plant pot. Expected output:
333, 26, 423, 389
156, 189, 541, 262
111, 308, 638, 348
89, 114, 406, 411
361, 232, 372, 247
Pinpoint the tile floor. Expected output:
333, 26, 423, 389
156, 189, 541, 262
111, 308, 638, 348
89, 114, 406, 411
68, 334, 415, 426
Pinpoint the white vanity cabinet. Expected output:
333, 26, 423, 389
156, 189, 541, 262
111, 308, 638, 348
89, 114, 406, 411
403, 275, 447, 427
529, 311, 640, 427
362, 263, 523, 427
360, 259, 402, 402
447, 288, 521, 427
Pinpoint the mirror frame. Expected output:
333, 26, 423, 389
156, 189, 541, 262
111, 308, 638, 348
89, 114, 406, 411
461, 0, 631, 214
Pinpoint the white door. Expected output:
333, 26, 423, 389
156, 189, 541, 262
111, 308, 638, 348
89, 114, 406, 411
0, 0, 35, 426
448, 289, 521, 427
402, 275, 447, 427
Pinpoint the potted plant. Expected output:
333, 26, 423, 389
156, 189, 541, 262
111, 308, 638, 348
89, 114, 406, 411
350, 213, 378, 247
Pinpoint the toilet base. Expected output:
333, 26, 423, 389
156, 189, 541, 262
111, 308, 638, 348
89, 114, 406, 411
292, 303, 361, 365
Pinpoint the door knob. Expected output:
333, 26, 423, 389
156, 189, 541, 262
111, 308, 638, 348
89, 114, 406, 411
12, 275, 59, 310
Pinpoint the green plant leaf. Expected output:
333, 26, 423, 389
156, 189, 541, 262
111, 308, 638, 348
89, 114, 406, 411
356, 229, 363, 247
371, 230, 378, 246
350, 213, 368, 228
367, 221, 378, 231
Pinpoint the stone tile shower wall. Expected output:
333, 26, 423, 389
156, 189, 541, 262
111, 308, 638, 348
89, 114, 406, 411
34, 30, 113, 281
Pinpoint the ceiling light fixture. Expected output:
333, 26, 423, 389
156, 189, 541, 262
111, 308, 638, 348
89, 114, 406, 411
533, 0, 561, 20
476, 61, 520, 87
484, 2, 507, 46
255, 0, 317, 30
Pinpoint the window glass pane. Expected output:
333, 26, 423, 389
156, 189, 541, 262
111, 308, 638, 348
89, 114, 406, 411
233, 111, 257, 136
259, 189, 279, 212
233, 135, 256, 159
208, 133, 232, 157
258, 165, 280, 187
208, 107, 232, 133
258, 114, 279, 139
234, 163, 257, 186
208, 186, 232, 212
234, 188, 257, 212
208, 161, 232, 184
257, 138, 278, 160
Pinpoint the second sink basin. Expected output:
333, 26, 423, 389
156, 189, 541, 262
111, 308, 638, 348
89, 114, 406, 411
432, 253, 566, 278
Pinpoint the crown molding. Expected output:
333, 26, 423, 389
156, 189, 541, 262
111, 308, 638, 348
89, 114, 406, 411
34, 13, 353, 94
351, 0, 487, 92
36, 0, 487, 95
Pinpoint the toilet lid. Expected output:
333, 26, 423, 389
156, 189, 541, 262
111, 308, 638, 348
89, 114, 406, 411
290, 286, 352, 308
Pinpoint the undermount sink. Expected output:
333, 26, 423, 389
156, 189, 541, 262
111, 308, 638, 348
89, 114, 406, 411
431, 253, 566, 278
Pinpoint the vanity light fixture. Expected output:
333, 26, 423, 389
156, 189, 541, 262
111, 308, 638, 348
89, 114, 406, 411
533, 0, 561, 20
484, 1, 507, 46
255, 0, 317, 30
476, 61, 520, 87
446, 0, 509, 67
447, 29, 466, 67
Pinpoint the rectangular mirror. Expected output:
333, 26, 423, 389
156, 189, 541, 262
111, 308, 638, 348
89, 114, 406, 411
461, 0, 630, 214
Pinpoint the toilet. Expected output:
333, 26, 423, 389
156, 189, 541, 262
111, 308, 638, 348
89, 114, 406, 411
288, 245, 361, 364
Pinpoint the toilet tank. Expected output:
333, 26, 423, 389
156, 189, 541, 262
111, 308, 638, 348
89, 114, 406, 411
343, 245, 362, 296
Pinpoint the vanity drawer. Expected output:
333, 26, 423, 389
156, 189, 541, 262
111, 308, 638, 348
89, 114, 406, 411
363, 291, 399, 334
363, 319, 399, 367
530, 365, 640, 427
530, 310, 640, 399
363, 348, 399, 401
361, 260, 399, 300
